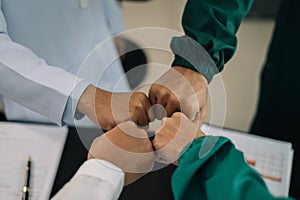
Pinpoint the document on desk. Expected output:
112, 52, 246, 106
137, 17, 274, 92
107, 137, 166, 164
0, 122, 68, 200
201, 124, 294, 197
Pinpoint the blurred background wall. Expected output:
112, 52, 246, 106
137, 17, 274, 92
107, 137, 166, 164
121, 0, 276, 132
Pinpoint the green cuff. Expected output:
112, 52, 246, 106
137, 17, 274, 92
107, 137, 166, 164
171, 36, 220, 83
178, 136, 230, 165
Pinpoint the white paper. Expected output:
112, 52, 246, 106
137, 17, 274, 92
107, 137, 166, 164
201, 123, 293, 197
0, 122, 68, 200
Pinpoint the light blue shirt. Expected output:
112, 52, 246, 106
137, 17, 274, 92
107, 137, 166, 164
0, 0, 130, 126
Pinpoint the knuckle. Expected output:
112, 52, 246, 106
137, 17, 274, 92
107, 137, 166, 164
107, 123, 116, 130
152, 139, 161, 150
139, 92, 148, 99
165, 117, 172, 124
169, 96, 179, 106
159, 90, 170, 100
134, 91, 146, 99
125, 120, 136, 127
101, 119, 115, 130
150, 84, 160, 94
130, 114, 138, 124
154, 85, 169, 96
134, 102, 145, 113
172, 112, 182, 118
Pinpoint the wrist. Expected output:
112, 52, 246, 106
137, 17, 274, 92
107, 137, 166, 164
77, 85, 108, 121
171, 36, 219, 83
173, 66, 208, 85
195, 129, 206, 139
77, 85, 96, 116
77, 85, 112, 127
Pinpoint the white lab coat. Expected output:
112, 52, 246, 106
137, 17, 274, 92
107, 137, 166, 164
52, 159, 124, 200
0, 0, 130, 126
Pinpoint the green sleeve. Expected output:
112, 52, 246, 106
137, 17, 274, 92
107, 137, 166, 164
171, 0, 254, 83
171, 136, 292, 200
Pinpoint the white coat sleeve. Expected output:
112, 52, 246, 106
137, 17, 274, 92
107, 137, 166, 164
51, 159, 125, 200
0, 2, 89, 125
103, 0, 125, 35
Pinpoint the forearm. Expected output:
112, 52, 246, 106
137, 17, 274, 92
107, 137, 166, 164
172, 0, 254, 82
76, 85, 109, 126
0, 33, 87, 125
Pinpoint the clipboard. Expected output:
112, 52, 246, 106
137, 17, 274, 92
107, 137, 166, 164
0, 122, 68, 200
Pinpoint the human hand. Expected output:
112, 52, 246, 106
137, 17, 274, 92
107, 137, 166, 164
77, 85, 151, 130
88, 121, 155, 185
114, 36, 126, 61
153, 112, 205, 165
148, 66, 208, 128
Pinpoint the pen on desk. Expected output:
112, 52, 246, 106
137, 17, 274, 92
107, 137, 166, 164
22, 156, 31, 200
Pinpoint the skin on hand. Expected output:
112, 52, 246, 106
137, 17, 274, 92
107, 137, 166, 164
114, 36, 126, 61
153, 112, 205, 165
77, 85, 152, 130
88, 121, 155, 186
148, 66, 208, 128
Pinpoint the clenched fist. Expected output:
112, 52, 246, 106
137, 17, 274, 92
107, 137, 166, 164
88, 121, 155, 185
149, 66, 208, 127
153, 112, 205, 165
78, 85, 152, 130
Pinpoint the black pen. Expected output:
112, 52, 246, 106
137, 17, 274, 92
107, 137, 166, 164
22, 156, 31, 200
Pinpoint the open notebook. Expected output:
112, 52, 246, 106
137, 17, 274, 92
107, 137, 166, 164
201, 123, 294, 197
0, 122, 68, 200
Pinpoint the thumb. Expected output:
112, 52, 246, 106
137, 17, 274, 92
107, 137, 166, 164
87, 152, 93, 160
181, 96, 199, 121
192, 112, 201, 128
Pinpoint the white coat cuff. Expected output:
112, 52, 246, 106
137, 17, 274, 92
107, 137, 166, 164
75, 159, 125, 187
62, 80, 91, 125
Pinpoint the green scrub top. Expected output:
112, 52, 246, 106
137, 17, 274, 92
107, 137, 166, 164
171, 136, 293, 200
168, 0, 299, 198
171, 0, 254, 83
